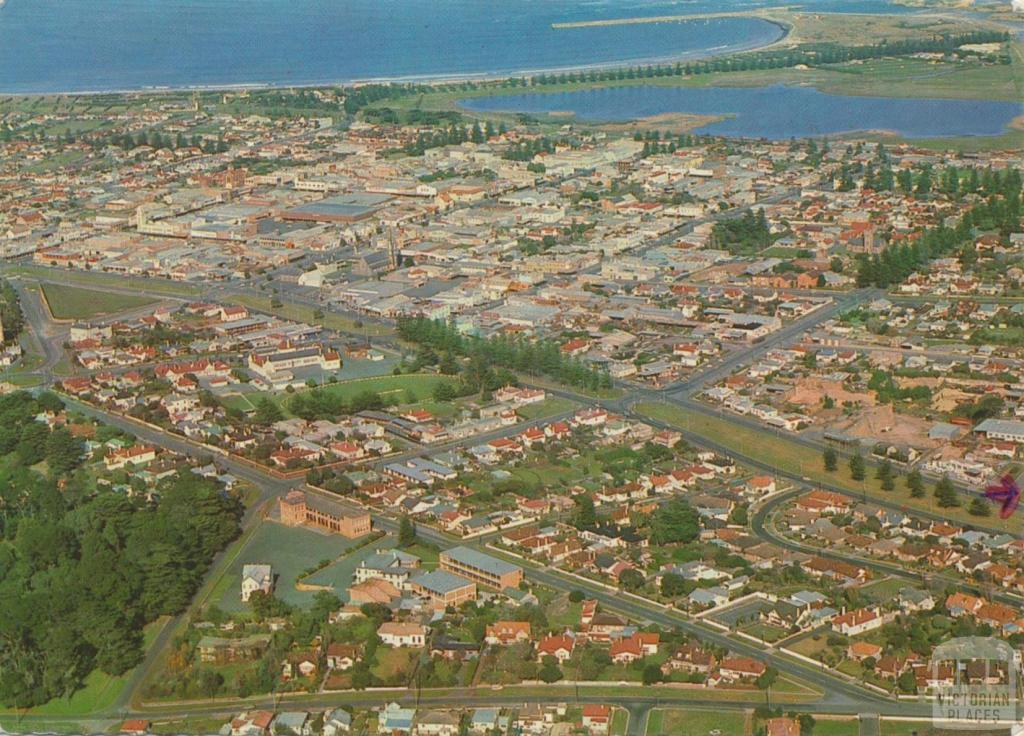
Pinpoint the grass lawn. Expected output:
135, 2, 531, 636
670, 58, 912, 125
0, 373, 44, 387
516, 395, 579, 421
40, 282, 159, 320
544, 593, 583, 630
8, 265, 199, 297
149, 717, 230, 734
810, 718, 859, 736
611, 707, 629, 736
836, 659, 863, 678
521, 374, 624, 400
647, 707, 747, 736
228, 294, 393, 337
270, 373, 448, 415
371, 647, 417, 684
879, 722, 1008, 736
860, 576, 906, 604
635, 401, 1023, 534
220, 392, 256, 413
787, 633, 828, 660
402, 541, 441, 569
739, 622, 788, 644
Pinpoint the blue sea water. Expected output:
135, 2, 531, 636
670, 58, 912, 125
459, 84, 1023, 138
0, 0, 916, 94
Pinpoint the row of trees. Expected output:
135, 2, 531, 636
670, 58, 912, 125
396, 316, 613, 392
823, 446, 968, 510
513, 30, 1009, 89
402, 121, 506, 156
503, 136, 562, 162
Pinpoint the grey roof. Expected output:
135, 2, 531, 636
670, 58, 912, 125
975, 418, 1024, 435
412, 569, 474, 595
442, 546, 520, 577
242, 564, 272, 586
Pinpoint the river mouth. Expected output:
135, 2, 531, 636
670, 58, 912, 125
459, 83, 1022, 139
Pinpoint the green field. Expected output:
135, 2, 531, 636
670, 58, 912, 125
635, 401, 1023, 533
7, 265, 199, 298
40, 282, 160, 320
611, 708, 629, 736
270, 373, 449, 415
809, 719, 860, 736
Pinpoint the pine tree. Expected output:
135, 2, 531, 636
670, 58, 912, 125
906, 469, 925, 498
934, 476, 960, 508
823, 447, 838, 472
849, 452, 866, 481
968, 497, 991, 517
398, 515, 416, 547
877, 460, 895, 491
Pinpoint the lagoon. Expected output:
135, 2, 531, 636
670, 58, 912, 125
459, 84, 1023, 138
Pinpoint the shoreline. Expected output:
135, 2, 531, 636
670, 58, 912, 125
0, 16, 787, 98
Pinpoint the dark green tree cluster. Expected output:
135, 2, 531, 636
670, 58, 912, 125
0, 279, 24, 343
396, 316, 612, 392
403, 122, 499, 156
856, 174, 1021, 288
648, 498, 701, 545
502, 137, 560, 162
710, 209, 772, 256
934, 476, 960, 508
0, 398, 242, 707
287, 388, 388, 422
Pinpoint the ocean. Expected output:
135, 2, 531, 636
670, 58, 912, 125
0, 0, 914, 94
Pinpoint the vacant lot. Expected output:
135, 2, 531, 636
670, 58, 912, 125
41, 282, 158, 320
646, 708, 746, 736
